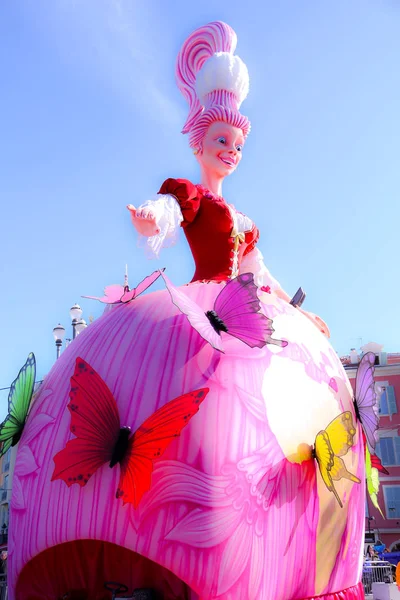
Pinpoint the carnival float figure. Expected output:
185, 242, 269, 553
8, 21, 366, 600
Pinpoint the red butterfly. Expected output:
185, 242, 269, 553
370, 453, 389, 476
52, 358, 209, 508
361, 430, 389, 475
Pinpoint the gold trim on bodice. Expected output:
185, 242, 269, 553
229, 228, 246, 279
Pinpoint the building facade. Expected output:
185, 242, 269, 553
343, 342, 400, 550
0, 447, 14, 550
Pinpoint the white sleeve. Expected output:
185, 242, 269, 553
239, 247, 281, 291
136, 194, 183, 259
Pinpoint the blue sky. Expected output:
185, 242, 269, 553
1, 0, 399, 417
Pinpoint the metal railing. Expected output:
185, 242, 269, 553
0, 576, 7, 600
362, 560, 394, 595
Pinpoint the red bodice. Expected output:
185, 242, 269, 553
158, 178, 259, 283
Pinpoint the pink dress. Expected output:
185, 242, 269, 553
9, 180, 365, 600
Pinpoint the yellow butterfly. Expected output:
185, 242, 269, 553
314, 411, 361, 507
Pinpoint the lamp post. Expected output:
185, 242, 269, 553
52, 324, 66, 360
52, 304, 89, 359
70, 304, 83, 340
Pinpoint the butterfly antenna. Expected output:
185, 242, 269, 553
332, 486, 343, 508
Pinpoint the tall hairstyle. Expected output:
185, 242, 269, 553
176, 22, 251, 149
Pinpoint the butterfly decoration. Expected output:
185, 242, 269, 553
353, 352, 379, 452
160, 271, 288, 353
83, 269, 164, 304
371, 452, 389, 475
360, 429, 389, 475
313, 411, 360, 507
0, 353, 36, 457
365, 444, 384, 517
52, 358, 209, 508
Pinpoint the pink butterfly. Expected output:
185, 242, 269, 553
83, 269, 164, 304
161, 271, 288, 353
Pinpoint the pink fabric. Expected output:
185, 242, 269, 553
9, 282, 365, 599
303, 581, 364, 599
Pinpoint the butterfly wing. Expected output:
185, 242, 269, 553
52, 358, 121, 487
325, 411, 357, 457
0, 353, 36, 456
330, 456, 360, 484
121, 268, 165, 303
0, 439, 13, 460
83, 284, 125, 304
213, 273, 288, 348
355, 352, 378, 452
160, 271, 223, 351
117, 388, 209, 507
370, 453, 389, 475
314, 430, 342, 507
315, 412, 360, 507
366, 445, 384, 517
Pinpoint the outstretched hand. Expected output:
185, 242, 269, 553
127, 204, 161, 237
300, 309, 331, 338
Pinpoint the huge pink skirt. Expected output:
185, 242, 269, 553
9, 282, 365, 600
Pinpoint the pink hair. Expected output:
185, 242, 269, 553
176, 22, 251, 149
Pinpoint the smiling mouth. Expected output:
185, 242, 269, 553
218, 156, 236, 168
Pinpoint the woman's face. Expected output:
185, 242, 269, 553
197, 122, 244, 178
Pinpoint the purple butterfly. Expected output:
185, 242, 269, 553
83, 269, 164, 304
161, 271, 288, 353
354, 352, 379, 452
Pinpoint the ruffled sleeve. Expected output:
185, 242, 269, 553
136, 178, 200, 259
158, 178, 200, 227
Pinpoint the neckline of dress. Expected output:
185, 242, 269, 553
196, 184, 226, 203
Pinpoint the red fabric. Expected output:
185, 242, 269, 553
302, 581, 364, 600
158, 178, 259, 282
243, 223, 260, 256
15, 539, 364, 599
16, 540, 193, 599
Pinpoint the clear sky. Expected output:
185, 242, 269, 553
1, 0, 399, 418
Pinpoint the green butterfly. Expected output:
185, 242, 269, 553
0, 353, 36, 457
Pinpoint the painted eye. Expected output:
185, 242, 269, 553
236, 145, 243, 152
217, 137, 226, 144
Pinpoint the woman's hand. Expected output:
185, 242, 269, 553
273, 288, 330, 338
127, 204, 161, 237
299, 309, 331, 338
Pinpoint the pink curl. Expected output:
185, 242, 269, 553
176, 22, 250, 147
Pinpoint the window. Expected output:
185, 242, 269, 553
384, 486, 400, 518
379, 385, 397, 416
1, 476, 8, 502
2, 448, 10, 473
376, 436, 400, 466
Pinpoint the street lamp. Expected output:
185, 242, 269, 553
52, 324, 66, 360
52, 304, 90, 359
75, 319, 87, 335
69, 304, 83, 340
